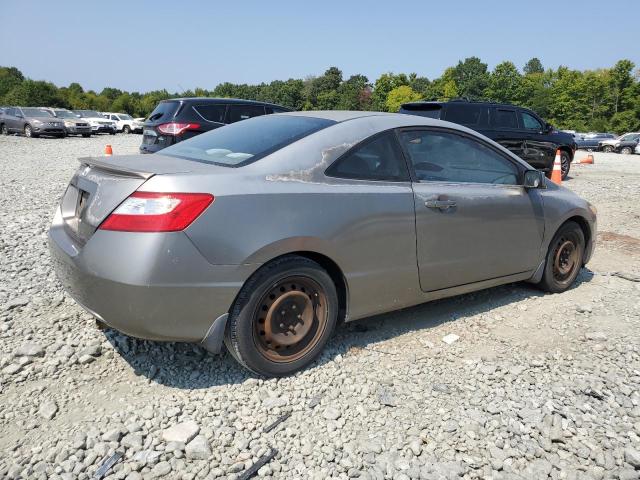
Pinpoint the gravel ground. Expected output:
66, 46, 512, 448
0, 134, 639, 480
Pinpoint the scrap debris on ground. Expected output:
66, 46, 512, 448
0, 136, 639, 479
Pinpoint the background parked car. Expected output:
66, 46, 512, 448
575, 132, 617, 151
102, 112, 144, 134
0, 106, 65, 138
72, 110, 116, 135
44, 108, 92, 137
599, 132, 640, 153
140, 98, 292, 154
400, 100, 576, 179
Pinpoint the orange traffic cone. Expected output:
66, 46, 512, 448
105, 144, 113, 156
550, 149, 562, 184
581, 154, 594, 164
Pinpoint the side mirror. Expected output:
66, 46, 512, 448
545, 123, 554, 133
524, 170, 545, 189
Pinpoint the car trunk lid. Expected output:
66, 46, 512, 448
59, 154, 211, 243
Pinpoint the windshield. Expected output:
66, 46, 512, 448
118, 114, 133, 120
619, 133, 638, 141
75, 110, 103, 118
22, 108, 53, 117
162, 115, 335, 167
54, 110, 76, 119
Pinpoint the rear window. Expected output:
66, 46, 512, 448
400, 104, 442, 119
147, 101, 180, 122
161, 115, 335, 167
444, 104, 482, 126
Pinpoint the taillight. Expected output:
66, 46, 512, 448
156, 122, 200, 135
99, 192, 214, 232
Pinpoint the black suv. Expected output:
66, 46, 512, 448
140, 98, 292, 154
400, 100, 576, 179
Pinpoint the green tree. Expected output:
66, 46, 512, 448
336, 74, 370, 110
523, 58, 544, 75
3, 79, 63, 107
452, 57, 489, 98
385, 86, 421, 112
0, 66, 25, 98
371, 73, 409, 111
485, 61, 522, 103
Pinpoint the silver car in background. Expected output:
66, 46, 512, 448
49, 112, 596, 376
44, 108, 92, 137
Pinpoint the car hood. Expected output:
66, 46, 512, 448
28, 116, 64, 123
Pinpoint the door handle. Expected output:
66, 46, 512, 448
425, 199, 457, 210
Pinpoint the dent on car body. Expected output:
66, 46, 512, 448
265, 142, 354, 183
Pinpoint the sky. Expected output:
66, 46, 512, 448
1, 0, 638, 93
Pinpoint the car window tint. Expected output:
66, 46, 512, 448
520, 111, 543, 130
493, 109, 518, 129
399, 130, 519, 185
326, 132, 409, 182
227, 105, 266, 123
193, 104, 227, 123
400, 104, 442, 119
445, 104, 482, 126
161, 115, 335, 167
147, 101, 180, 122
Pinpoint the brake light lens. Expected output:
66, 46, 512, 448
100, 192, 214, 232
156, 122, 200, 135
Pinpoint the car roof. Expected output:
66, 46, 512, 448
280, 110, 397, 122
401, 100, 525, 109
162, 97, 291, 109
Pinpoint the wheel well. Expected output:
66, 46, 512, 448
564, 216, 591, 260
288, 251, 348, 324
559, 146, 573, 161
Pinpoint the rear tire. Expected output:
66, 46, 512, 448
82, 133, 91, 138
537, 221, 585, 293
1, 124, 7, 135
620, 146, 632, 155
224, 255, 338, 377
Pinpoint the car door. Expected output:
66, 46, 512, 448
4, 108, 17, 131
397, 128, 544, 292
489, 107, 527, 161
518, 109, 554, 170
226, 105, 266, 124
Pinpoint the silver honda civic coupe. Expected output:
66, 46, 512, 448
49, 111, 596, 376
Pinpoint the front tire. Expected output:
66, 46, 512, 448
24, 124, 38, 138
224, 255, 338, 377
1, 124, 7, 135
82, 133, 91, 138
123, 125, 131, 134
602, 145, 614, 153
537, 221, 585, 293
560, 151, 570, 180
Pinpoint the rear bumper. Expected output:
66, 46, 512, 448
48, 208, 256, 343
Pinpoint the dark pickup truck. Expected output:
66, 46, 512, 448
400, 100, 576, 179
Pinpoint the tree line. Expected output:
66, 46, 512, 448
1, 57, 639, 133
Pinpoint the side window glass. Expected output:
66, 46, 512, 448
493, 109, 518, 129
399, 130, 519, 185
193, 104, 227, 123
520, 111, 543, 130
227, 105, 266, 123
326, 132, 409, 182
445, 104, 483, 126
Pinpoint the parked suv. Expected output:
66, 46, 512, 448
599, 132, 640, 154
44, 108, 92, 137
400, 100, 576, 179
140, 98, 292, 154
72, 110, 117, 135
102, 112, 144, 134
0, 106, 66, 138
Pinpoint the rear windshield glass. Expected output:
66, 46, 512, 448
147, 101, 180, 122
400, 104, 442, 119
162, 115, 335, 167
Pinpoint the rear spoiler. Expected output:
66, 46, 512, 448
78, 156, 153, 179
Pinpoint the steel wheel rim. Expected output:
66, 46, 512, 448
253, 276, 328, 363
552, 237, 578, 283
